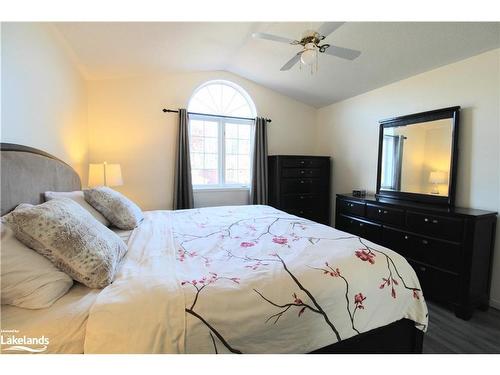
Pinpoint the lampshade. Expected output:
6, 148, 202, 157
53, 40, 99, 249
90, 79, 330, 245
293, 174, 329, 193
88, 162, 123, 187
429, 171, 447, 184
300, 43, 317, 65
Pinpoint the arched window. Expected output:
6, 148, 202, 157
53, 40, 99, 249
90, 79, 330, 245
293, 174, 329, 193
188, 80, 256, 118
188, 80, 256, 187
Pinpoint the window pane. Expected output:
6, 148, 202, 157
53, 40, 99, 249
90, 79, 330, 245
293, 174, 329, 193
225, 123, 238, 138
238, 154, 249, 170
192, 169, 218, 185
190, 120, 204, 136
238, 124, 251, 140
191, 169, 205, 185
226, 169, 238, 184
205, 137, 218, 153
225, 138, 238, 154
188, 82, 255, 118
226, 95, 251, 117
191, 153, 204, 169
239, 139, 250, 155
189, 118, 220, 186
190, 136, 204, 153
204, 169, 218, 184
226, 154, 238, 169
223, 121, 253, 186
204, 122, 218, 137
205, 154, 218, 169
238, 169, 249, 185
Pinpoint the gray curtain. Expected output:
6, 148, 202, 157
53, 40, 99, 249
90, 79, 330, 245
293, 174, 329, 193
381, 134, 405, 191
250, 117, 268, 205
392, 136, 405, 191
173, 108, 194, 209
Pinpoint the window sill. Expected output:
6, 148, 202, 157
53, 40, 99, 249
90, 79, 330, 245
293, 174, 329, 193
193, 186, 250, 193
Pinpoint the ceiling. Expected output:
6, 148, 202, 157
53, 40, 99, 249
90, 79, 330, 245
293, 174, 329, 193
54, 22, 500, 107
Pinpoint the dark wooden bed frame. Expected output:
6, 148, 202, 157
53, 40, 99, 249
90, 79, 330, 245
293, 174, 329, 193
1, 143, 424, 354
313, 318, 423, 353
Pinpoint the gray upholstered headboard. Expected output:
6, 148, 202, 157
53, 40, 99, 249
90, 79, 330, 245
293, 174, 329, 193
1, 143, 81, 215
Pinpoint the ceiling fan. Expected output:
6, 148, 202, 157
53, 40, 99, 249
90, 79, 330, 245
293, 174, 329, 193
252, 22, 361, 71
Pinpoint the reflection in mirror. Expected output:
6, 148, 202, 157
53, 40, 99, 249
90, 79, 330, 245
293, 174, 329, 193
380, 118, 453, 196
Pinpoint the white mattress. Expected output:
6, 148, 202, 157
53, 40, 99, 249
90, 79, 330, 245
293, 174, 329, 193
1, 228, 133, 354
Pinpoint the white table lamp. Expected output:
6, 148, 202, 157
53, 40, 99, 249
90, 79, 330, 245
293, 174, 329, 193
88, 162, 123, 187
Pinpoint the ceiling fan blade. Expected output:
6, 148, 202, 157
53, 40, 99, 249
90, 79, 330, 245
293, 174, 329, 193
252, 32, 297, 45
323, 45, 361, 60
317, 22, 345, 38
280, 52, 302, 71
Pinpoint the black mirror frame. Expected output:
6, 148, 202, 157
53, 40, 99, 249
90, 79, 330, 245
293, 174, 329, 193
376, 106, 460, 207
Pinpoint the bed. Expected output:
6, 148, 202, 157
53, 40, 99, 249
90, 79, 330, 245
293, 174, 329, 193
0, 143, 428, 354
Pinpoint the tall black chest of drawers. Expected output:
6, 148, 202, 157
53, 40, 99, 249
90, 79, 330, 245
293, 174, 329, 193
335, 193, 497, 320
268, 155, 331, 225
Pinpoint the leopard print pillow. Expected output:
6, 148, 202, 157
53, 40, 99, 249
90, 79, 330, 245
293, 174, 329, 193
4, 198, 127, 289
84, 187, 144, 230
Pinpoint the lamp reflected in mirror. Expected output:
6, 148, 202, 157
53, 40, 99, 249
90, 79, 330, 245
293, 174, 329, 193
429, 170, 448, 195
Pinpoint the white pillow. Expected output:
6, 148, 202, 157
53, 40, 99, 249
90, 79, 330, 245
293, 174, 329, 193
44, 190, 110, 227
0, 222, 73, 309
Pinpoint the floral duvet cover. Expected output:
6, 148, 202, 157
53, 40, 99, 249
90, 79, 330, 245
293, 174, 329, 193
84, 205, 428, 354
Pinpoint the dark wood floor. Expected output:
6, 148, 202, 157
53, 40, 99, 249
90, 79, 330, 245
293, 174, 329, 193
423, 301, 500, 353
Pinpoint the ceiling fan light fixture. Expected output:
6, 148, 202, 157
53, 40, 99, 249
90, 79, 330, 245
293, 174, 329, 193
300, 43, 317, 65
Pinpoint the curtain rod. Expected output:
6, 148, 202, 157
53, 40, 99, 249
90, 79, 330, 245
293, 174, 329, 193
384, 134, 408, 139
162, 109, 271, 123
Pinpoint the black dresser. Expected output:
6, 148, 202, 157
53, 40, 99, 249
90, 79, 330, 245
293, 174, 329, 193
335, 193, 497, 320
268, 155, 330, 225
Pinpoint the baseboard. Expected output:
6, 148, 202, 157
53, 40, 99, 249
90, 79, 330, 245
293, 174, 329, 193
489, 298, 500, 310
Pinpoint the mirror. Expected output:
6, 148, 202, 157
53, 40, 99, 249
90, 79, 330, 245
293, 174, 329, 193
376, 107, 460, 206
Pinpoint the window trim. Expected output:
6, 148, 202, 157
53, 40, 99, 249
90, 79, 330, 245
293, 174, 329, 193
189, 114, 253, 190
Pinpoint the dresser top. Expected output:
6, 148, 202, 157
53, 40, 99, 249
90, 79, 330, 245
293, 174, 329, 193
337, 193, 497, 217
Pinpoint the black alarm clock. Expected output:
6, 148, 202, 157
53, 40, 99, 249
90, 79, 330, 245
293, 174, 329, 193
352, 189, 366, 197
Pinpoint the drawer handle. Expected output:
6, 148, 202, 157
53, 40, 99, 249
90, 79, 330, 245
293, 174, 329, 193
404, 235, 409, 240
300, 170, 305, 174
383, 210, 388, 214
359, 223, 364, 227
378, 209, 382, 213
419, 266, 426, 272
348, 203, 354, 207
432, 219, 439, 224
350, 220, 354, 224
424, 218, 429, 222
300, 161, 305, 164
422, 239, 429, 245
300, 196, 304, 200
300, 180, 304, 184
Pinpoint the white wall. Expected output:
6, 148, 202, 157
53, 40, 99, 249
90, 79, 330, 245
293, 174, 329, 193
316, 49, 500, 308
87, 71, 318, 210
1, 23, 88, 181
